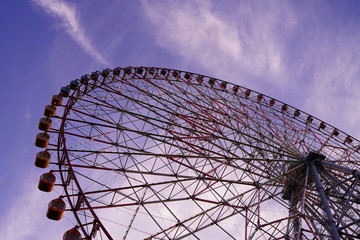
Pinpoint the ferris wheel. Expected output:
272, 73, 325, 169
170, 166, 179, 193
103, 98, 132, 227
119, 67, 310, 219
34, 67, 359, 239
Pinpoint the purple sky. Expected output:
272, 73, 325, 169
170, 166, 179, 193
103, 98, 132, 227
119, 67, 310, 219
1, 0, 360, 239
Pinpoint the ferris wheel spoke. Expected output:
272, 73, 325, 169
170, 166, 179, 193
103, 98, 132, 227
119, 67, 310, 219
162, 170, 282, 237
55, 148, 296, 164
191, 85, 298, 158
261, 114, 307, 157
143, 185, 205, 240
141, 81, 298, 164
303, 202, 331, 237
36, 67, 360, 239
132, 78, 258, 146
210, 97, 295, 158
59, 130, 148, 153
103, 80, 185, 117
76, 89, 182, 135
73, 95, 120, 125
57, 161, 271, 186
146, 76, 299, 160
75, 196, 222, 212
172, 120, 297, 164
151, 188, 287, 239
170, 138, 290, 185
146, 201, 242, 239
66, 178, 198, 199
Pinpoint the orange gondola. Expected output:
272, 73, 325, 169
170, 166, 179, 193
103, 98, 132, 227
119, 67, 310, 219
63, 228, 81, 240
46, 198, 66, 220
38, 172, 56, 192
34, 151, 51, 168
38, 117, 52, 131
35, 132, 50, 148
44, 105, 56, 117
51, 94, 63, 106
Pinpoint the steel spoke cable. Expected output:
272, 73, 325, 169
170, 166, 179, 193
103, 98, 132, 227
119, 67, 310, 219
176, 79, 301, 159
146, 75, 299, 159
35, 67, 360, 239
120, 74, 298, 161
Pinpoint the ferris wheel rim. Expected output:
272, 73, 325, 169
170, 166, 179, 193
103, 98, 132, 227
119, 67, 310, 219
40, 66, 360, 239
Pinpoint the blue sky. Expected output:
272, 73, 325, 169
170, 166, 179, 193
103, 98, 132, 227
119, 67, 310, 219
1, 0, 360, 239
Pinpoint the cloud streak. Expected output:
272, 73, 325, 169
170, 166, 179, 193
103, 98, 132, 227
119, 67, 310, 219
33, 0, 110, 66
143, 0, 360, 139
302, 28, 360, 137
142, 1, 295, 87
0, 171, 73, 240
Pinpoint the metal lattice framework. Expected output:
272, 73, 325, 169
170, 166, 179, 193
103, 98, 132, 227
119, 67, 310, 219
36, 67, 360, 239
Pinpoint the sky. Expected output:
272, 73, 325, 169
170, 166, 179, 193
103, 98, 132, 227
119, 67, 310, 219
1, 0, 360, 239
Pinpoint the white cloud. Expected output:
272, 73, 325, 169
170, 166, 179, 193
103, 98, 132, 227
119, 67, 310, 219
0, 171, 73, 240
0, 188, 37, 239
33, 0, 110, 66
25, 107, 31, 119
302, 31, 360, 138
142, 1, 295, 86
142, 0, 360, 140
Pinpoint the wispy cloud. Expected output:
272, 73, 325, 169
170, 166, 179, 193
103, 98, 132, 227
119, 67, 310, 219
32, 0, 110, 66
302, 29, 360, 137
142, 1, 295, 87
143, 0, 360, 139
0, 171, 73, 240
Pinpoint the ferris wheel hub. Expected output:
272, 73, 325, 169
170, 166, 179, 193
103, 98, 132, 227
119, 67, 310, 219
304, 151, 326, 164
282, 152, 325, 202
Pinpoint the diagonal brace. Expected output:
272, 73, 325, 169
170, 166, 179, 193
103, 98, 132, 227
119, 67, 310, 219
309, 161, 341, 240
